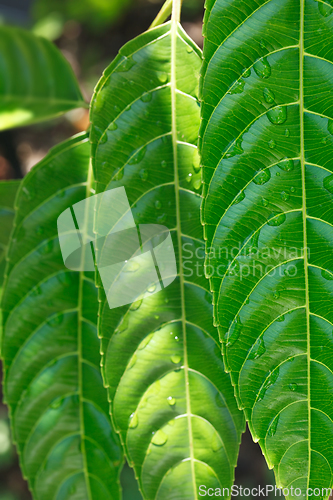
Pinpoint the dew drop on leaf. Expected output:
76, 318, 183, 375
130, 298, 143, 311
281, 191, 290, 201
278, 159, 294, 171
253, 57, 271, 79
161, 160, 167, 168
233, 191, 245, 205
158, 72, 168, 84
194, 179, 202, 191
129, 412, 138, 429
323, 174, 333, 194
225, 315, 242, 347
147, 283, 157, 293
267, 212, 286, 226
167, 396, 176, 406
284, 128, 290, 137
254, 169, 271, 185
243, 68, 251, 78
268, 139, 276, 149
211, 432, 223, 452
127, 354, 137, 370
109, 122, 118, 131
152, 429, 168, 446
117, 315, 129, 333
267, 106, 287, 125
321, 269, 333, 281
289, 382, 297, 391
248, 338, 266, 360
186, 173, 193, 183
141, 92, 152, 103
157, 213, 167, 223
261, 198, 269, 207
138, 333, 154, 350
277, 315, 285, 322
129, 145, 147, 165
155, 200, 162, 209
186, 45, 194, 53
290, 186, 296, 193
171, 354, 181, 364
140, 169, 148, 181
263, 87, 275, 104
273, 291, 280, 299
116, 56, 136, 72
123, 260, 140, 272
268, 415, 279, 436
228, 79, 245, 95
192, 149, 201, 173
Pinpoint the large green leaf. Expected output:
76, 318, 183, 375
1, 134, 122, 499
0, 26, 86, 131
200, 0, 333, 496
0, 180, 20, 293
90, 19, 244, 499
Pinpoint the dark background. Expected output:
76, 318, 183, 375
0, 0, 276, 498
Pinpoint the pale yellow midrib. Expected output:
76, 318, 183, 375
299, 0, 311, 492
170, 1, 197, 497
77, 160, 94, 500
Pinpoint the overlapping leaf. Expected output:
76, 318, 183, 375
200, 0, 333, 496
0, 180, 20, 294
1, 134, 122, 499
0, 26, 85, 131
91, 21, 244, 499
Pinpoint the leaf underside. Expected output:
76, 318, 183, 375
200, 0, 333, 496
1, 134, 122, 500
0, 26, 85, 131
90, 22, 244, 500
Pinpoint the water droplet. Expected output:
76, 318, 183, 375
233, 191, 245, 205
186, 45, 194, 53
278, 159, 294, 171
130, 298, 143, 311
254, 169, 271, 185
155, 200, 162, 209
129, 145, 147, 165
192, 149, 201, 173
211, 432, 223, 452
123, 260, 140, 272
268, 139, 276, 149
109, 122, 118, 131
39, 240, 53, 255
262, 198, 269, 207
267, 106, 287, 125
323, 174, 333, 194
268, 415, 279, 436
277, 314, 285, 322
290, 186, 296, 193
117, 315, 129, 333
154, 315, 159, 320
138, 333, 154, 350
113, 167, 124, 181
273, 291, 280, 299
318, 2, 333, 17
167, 396, 176, 406
215, 393, 224, 408
129, 412, 138, 429
157, 213, 167, 223
141, 92, 152, 103
228, 79, 245, 95
263, 87, 275, 104
158, 72, 168, 84
161, 160, 167, 168
248, 338, 266, 360
186, 173, 193, 183
322, 269, 333, 281
127, 354, 137, 370
321, 137, 328, 144
152, 429, 168, 446
50, 398, 62, 409
242, 68, 251, 78
194, 178, 202, 191
140, 169, 148, 181
116, 56, 136, 72
254, 57, 271, 79
171, 354, 181, 364
47, 313, 64, 327
267, 212, 286, 226
147, 283, 157, 293
281, 191, 290, 201
174, 336, 179, 342
285, 128, 290, 137
225, 315, 242, 347
225, 137, 244, 158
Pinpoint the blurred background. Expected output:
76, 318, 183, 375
0, 0, 276, 498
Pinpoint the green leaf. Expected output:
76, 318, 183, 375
0, 26, 86, 131
0, 180, 20, 340
0, 180, 20, 293
1, 134, 122, 499
91, 21, 244, 499
200, 0, 333, 496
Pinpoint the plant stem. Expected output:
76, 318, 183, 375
172, 0, 182, 24
149, 0, 173, 29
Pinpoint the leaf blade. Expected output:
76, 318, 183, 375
91, 22, 244, 499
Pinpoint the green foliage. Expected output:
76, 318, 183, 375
0, 181, 20, 294
0, 26, 86, 131
1, 134, 123, 499
90, 20, 244, 499
200, 0, 333, 496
